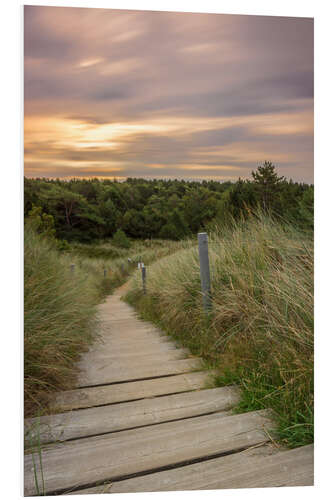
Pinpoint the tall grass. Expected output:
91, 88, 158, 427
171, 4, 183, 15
125, 213, 313, 447
69, 238, 184, 262
24, 228, 183, 418
25, 227, 102, 417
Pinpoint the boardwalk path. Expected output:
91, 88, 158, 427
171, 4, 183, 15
24, 284, 313, 495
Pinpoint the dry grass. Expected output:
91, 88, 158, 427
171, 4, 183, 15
24, 227, 182, 418
126, 213, 313, 447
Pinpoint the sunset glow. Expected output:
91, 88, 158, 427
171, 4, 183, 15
24, 7, 313, 182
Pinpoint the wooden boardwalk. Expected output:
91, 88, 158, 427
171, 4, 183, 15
24, 285, 313, 495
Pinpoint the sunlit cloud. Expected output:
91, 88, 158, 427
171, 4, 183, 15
98, 58, 144, 76
78, 57, 104, 68
24, 6, 313, 183
181, 43, 217, 53
179, 164, 237, 171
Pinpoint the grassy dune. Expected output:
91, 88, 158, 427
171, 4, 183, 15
24, 228, 182, 417
125, 214, 313, 448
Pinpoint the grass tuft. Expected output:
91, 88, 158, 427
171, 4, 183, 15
125, 212, 313, 448
24, 228, 183, 418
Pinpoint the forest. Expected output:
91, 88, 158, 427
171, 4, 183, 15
24, 162, 314, 243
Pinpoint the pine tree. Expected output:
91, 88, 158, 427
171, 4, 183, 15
251, 161, 285, 211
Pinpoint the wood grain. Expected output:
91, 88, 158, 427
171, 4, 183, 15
25, 386, 240, 443
70, 444, 313, 494
24, 409, 274, 496
76, 357, 203, 387
50, 371, 217, 412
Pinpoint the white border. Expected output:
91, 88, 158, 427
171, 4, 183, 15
1, 1, 331, 499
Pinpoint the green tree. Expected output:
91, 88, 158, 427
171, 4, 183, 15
298, 186, 314, 230
159, 223, 179, 240
183, 188, 218, 232
169, 210, 189, 239
25, 205, 56, 239
40, 185, 86, 228
122, 209, 146, 237
251, 161, 285, 212
98, 198, 119, 236
113, 229, 131, 248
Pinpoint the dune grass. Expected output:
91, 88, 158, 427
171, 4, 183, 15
25, 227, 102, 417
125, 213, 313, 448
24, 227, 182, 418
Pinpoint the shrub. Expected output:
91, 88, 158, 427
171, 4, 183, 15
112, 229, 131, 248
26, 205, 56, 239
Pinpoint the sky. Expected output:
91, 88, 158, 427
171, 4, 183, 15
24, 6, 314, 183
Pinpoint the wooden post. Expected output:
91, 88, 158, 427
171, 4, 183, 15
70, 263, 75, 273
103, 269, 107, 277
198, 232, 211, 312
141, 265, 146, 294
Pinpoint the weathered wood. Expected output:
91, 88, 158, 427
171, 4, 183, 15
91, 336, 171, 350
198, 232, 211, 311
98, 318, 164, 330
25, 386, 240, 444
76, 358, 203, 387
24, 409, 274, 496
142, 265, 146, 294
73, 444, 313, 494
84, 341, 185, 358
77, 351, 189, 371
50, 371, 216, 412
94, 323, 169, 338
83, 337, 174, 356
100, 321, 163, 332
24, 283, 312, 495
77, 348, 189, 365
118, 444, 313, 490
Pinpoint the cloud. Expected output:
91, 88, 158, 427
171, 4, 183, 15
24, 6, 313, 183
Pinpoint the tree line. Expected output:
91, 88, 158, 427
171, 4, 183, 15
24, 162, 313, 243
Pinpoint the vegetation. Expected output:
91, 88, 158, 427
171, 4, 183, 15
24, 163, 314, 448
24, 214, 182, 417
125, 212, 313, 448
24, 224, 100, 417
112, 228, 131, 248
24, 163, 313, 243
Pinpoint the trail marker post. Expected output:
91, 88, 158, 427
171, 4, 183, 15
141, 264, 146, 294
198, 232, 212, 312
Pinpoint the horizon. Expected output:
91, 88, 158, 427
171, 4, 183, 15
24, 6, 314, 183
24, 173, 313, 185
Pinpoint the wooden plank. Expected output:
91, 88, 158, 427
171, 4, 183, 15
24, 409, 274, 496
77, 348, 189, 364
99, 320, 163, 332
72, 444, 313, 494
97, 322, 167, 335
25, 386, 240, 444
88, 329, 177, 346
78, 340, 179, 362
82, 337, 173, 353
50, 371, 216, 412
114, 444, 313, 491
76, 352, 190, 374
83, 342, 185, 358
90, 335, 172, 349
76, 358, 203, 387
101, 314, 159, 324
